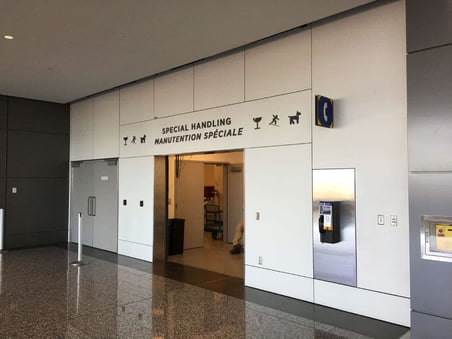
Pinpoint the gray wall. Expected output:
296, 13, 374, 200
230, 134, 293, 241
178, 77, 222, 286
0, 95, 69, 248
0, 96, 6, 210
407, 0, 452, 334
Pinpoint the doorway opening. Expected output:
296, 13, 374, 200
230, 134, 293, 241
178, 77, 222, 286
163, 150, 244, 278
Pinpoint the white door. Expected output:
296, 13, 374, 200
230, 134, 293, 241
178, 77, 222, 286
175, 161, 204, 249
70, 161, 94, 246
70, 160, 118, 252
227, 164, 244, 243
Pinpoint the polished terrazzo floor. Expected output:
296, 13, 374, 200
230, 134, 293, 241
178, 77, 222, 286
167, 232, 244, 278
0, 246, 409, 338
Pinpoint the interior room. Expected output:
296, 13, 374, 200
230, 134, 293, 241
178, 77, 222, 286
166, 150, 244, 278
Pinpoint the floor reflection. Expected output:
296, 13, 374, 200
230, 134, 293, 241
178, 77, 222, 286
0, 246, 408, 338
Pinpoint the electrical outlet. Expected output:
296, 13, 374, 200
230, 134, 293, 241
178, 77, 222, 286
256, 212, 260, 220
377, 215, 384, 225
258, 256, 263, 265
390, 215, 398, 226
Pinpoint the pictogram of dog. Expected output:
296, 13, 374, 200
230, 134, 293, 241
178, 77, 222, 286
288, 111, 302, 125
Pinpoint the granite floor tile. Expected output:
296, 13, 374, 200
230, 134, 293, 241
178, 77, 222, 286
0, 246, 409, 338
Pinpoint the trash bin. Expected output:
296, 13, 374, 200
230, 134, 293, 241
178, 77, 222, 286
167, 218, 185, 255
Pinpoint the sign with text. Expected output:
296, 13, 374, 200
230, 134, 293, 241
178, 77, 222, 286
120, 90, 311, 157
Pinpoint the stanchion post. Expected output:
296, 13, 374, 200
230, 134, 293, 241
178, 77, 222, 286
0, 208, 5, 253
0, 209, 3, 251
77, 212, 82, 262
70, 212, 87, 266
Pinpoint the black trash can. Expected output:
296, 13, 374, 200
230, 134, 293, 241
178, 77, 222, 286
166, 218, 185, 255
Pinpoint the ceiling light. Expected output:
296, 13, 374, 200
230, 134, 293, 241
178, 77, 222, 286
4, 35, 14, 40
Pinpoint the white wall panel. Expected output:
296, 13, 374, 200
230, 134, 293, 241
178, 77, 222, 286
314, 280, 410, 326
245, 29, 311, 101
312, 0, 409, 297
70, 99, 93, 161
155, 66, 194, 117
118, 156, 154, 262
120, 79, 154, 125
194, 50, 244, 110
245, 266, 313, 302
93, 90, 120, 159
244, 144, 312, 278
119, 120, 153, 158
118, 240, 153, 262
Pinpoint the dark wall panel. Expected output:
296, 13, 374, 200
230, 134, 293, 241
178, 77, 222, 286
0, 178, 5, 210
407, 0, 452, 52
7, 130, 68, 178
0, 95, 6, 128
5, 178, 68, 246
407, 45, 452, 171
8, 97, 69, 133
0, 129, 6, 177
1, 94, 69, 249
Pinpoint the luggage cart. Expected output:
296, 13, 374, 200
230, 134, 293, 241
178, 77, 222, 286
204, 203, 223, 239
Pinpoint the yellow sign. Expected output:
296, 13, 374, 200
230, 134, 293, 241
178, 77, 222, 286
436, 224, 452, 251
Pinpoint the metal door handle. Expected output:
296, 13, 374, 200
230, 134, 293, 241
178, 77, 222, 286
87, 197, 92, 216
88, 196, 95, 216
92, 196, 96, 216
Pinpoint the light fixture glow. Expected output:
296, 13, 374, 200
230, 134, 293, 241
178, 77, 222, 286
4, 35, 14, 40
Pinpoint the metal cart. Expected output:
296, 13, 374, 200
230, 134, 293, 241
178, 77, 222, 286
204, 203, 223, 239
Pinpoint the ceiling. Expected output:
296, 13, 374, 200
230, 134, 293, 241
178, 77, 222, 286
0, 0, 374, 104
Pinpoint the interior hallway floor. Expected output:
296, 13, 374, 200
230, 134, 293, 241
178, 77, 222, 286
167, 232, 244, 278
0, 245, 410, 338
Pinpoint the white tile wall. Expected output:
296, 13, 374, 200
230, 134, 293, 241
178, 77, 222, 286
314, 279, 410, 326
92, 90, 120, 159
244, 144, 313, 278
120, 79, 154, 125
155, 66, 194, 117
194, 50, 245, 110
70, 99, 93, 161
312, 0, 409, 297
118, 157, 154, 261
245, 29, 311, 100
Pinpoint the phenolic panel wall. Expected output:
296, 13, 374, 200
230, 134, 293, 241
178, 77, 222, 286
118, 156, 154, 261
407, 45, 452, 172
70, 99, 93, 160
154, 66, 194, 118
0, 129, 6, 178
0, 178, 4, 210
245, 29, 311, 101
92, 90, 120, 159
6, 178, 68, 247
0, 95, 6, 128
120, 80, 154, 125
244, 144, 313, 278
0, 96, 5, 210
3, 96, 69, 248
70, 91, 120, 160
312, 0, 409, 298
8, 97, 68, 133
7, 131, 68, 178
194, 50, 245, 110
406, 0, 452, 53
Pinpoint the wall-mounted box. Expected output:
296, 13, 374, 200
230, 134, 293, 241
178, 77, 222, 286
421, 215, 452, 263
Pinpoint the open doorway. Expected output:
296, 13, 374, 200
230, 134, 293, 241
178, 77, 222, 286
165, 150, 244, 278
